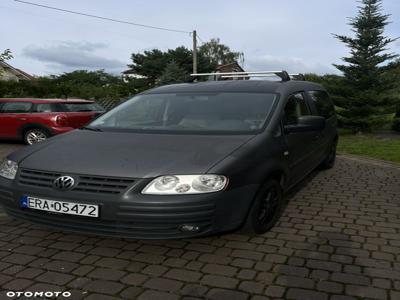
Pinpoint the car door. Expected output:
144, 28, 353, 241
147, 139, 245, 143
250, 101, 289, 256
60, 102, 105, 128
282, 92, 321, 186
0, 101, 33, 138
306, 90, 337, 162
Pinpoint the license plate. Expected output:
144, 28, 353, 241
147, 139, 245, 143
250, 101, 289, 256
20, 196, 99, 218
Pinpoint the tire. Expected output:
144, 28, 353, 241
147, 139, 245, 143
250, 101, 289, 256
242, 179, 284, 235
23, 128, 49, 145
320, 139, 338, 169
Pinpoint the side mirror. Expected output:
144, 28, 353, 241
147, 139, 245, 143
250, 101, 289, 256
284, 115, 326, 133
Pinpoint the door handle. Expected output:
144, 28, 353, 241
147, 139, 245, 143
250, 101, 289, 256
18, 118, 27, 121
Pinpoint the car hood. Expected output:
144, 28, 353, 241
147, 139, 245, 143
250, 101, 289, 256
12, 130, 254, 178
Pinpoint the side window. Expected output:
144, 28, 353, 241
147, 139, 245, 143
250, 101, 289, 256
34, 104, 54, 113
0, 102, 32, 113
308, 91, 335, 119
283, 93, 310, 125
53, 104, 66, 112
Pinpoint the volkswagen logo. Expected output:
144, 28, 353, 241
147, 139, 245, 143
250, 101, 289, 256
53, 176, 75, 191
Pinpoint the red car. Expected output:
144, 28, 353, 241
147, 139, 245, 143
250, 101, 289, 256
0, 98, 105, 145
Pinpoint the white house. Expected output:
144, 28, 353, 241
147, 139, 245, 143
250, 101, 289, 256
0, 61, 34, 81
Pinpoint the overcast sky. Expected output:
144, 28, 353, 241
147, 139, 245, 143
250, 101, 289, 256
1, 0, 400, 76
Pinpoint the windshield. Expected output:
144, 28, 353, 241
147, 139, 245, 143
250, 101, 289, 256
63, 102, 104, 112
89, 92, 277, 134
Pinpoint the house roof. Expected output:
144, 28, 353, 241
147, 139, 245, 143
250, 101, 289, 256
215, 62, 245, 73
0, 61, 34, 80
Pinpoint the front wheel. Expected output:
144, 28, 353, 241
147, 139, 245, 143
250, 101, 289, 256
24, 128, 49, 145
242, 180, 284, 234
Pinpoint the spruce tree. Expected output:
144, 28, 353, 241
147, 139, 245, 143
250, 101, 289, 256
334, 0, 398, 132
157, 61, 188, 86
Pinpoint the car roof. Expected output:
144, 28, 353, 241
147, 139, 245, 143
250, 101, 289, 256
0, 98, 94, 104
143, 80, 326, 95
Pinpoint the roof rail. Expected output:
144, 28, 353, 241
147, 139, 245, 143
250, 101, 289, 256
221, 74, 280, 78
191, 71, 282, 76
190, 70, 291, 82
289, 73, 306, 81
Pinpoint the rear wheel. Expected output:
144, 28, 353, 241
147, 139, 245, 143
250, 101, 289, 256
320, 139, 337, 169
243, 179, 284, 234
24, 128, 49, 145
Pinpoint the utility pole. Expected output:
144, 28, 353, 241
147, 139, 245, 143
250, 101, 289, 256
192, 30, 197, 74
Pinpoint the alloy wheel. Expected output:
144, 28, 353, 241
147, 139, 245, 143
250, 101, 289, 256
26, 130, 47, 145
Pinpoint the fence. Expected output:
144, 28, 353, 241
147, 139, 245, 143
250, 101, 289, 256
95, 98, 121, 111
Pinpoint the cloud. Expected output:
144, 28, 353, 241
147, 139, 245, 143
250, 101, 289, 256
245, 54, 339, 75
22, 41, 125, 73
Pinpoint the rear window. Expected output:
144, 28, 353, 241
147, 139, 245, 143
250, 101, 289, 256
0, 102, 32, 113
63, 103, 104, 112
308, 91, 335, 119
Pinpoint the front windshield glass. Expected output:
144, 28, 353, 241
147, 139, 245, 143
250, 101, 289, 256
89, 92, 277, 134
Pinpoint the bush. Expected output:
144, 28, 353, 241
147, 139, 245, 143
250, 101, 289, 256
0, 70, 141, 104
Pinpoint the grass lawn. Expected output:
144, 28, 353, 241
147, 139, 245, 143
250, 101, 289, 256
337, 134, 400, 163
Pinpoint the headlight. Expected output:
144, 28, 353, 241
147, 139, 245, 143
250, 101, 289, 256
142, 175, 228, 195
0, 159, 18, 180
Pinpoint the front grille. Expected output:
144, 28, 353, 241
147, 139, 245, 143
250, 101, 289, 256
18, 169, 135, 194
19, 169, 61, 188
75, 176, 135, 194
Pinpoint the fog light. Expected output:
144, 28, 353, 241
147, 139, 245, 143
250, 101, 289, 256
179, 224, 200, 232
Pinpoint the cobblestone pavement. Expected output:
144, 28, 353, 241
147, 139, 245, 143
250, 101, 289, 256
0, 142, 399, 300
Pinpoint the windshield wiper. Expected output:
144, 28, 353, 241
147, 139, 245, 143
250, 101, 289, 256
80, 126, 103, 132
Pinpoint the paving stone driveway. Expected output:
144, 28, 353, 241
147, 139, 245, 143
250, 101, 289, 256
0, 142, 399, 300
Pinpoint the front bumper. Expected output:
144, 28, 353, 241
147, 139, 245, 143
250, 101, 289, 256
0, 176, 258, 239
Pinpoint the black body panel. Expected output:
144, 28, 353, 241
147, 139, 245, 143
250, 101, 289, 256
9, 130, 253, 178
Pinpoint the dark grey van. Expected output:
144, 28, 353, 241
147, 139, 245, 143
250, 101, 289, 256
0, 71, 337, 239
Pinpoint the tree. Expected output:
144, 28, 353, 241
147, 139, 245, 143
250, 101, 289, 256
129, 49, 169, 83
384, 59, 400, 131
128, 39, 243, 86
198, 38, 243, 70
0, 69, 137, 107
167, 46, 193, 74
0, 49, 13, 62
51, 70, 124, 98
333, 0, 398, 132
56, 70, 121, 86
157, 61, 188, 85
0, 49, 13, 78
